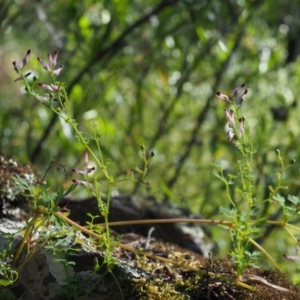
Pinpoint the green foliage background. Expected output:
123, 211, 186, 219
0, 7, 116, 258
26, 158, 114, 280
1, 0, 300, 280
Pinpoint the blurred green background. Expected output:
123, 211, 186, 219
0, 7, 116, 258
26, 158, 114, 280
1, 0, 300, 280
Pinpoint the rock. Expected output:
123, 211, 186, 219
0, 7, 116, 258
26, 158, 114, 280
0, 155, 39, 220
6, 228, 149, 300
59, 194, 215, 257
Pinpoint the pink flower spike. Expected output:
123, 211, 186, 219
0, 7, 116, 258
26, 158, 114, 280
231, 83, 246, 97
216, 92, 229, 102
72, 179, 92, 189
53, 64, 64, 76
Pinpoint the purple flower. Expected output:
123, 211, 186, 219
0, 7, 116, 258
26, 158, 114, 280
225, 108, 235, 125
72, 167, 95, 175
72, 151, 95, 175
72, 179, 92, 189
37, 95, 50, 103
12, 49, 31, 73
216, 91, 229, 102
231, 83, 246, 97
283, 241, 300, 262
53, 65, 64, 76
38, 82, 60, 92
37, 50, 64, 75
236, 88, 248, 106
72, 152, 95, 189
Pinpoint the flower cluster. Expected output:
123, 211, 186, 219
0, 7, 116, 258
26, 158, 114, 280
72, 152, 95, 189
216, 83, 248, 142
37, 50, 64, 75
12, 49, 64, 102
37, 50, 63, 94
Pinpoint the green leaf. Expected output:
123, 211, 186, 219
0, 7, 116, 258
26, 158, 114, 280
284, 206, 296, 217
228, 174, 237, 185
287, 194, 300, 205
253, 217, 267, 226
228, 173, 238, 179
235, 188, 244, 194
62, 184, 77, 198
244, 250, 261, 259
219, 206, 235, 218
228, 179, 235, 185
272, 194, 285, 205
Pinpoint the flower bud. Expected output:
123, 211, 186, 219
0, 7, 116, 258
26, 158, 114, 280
239, 117, 245, 137
216, 92, 229, 102
225, 108, 235, 125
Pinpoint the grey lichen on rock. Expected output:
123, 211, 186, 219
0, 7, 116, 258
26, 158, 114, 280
8, 230, 148, 300
0, 155, 40, 220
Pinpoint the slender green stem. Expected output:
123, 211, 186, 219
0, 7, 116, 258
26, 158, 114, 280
12, 217, 36, 266
103, 183, 112, 253
248, 237, 281, 271
284, 225, 299, 242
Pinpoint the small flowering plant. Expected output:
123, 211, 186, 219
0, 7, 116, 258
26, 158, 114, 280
214, 84, 300, 277
11, 49, 107, 185
13, 49, 64, 104
215, 84, 259, 276
9, 49, 153, 279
